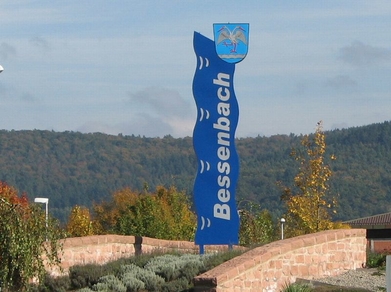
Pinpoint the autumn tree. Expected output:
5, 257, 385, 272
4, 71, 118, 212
280, 121, 338, 237
93, 187, 139, 234
93, 186, 196, 241
0, 182, 63, 291
238, 202, 275, 246
66, 205, 95, 237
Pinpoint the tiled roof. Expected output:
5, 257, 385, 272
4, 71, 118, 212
345, 212, 391, 229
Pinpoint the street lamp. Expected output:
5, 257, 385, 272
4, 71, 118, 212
34, 198, 49, 240
0, 65, 3, 73
280, 218, 285, 240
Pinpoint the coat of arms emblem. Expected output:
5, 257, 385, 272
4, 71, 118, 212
213, 23, 249, 63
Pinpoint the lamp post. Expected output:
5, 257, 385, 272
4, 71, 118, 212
0, 65, 3, 73
280, 218, 285, 240
34, 197, 49, 240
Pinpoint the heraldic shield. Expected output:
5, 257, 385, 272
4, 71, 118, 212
213, 23, 249, 64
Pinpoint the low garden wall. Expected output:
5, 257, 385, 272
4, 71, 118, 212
51, 235, 235, 276
193, 229, 367, 292
50, 229, 367, 291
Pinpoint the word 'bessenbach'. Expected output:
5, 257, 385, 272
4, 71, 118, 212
213, 72, 232, 220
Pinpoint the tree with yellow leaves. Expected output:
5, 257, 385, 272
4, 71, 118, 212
280, 121, 339, 237
66, 205, 95, 237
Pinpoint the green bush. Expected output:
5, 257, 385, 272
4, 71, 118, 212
42, 274, 71, 292
202, 249, 244, 272
366, 251, 388, 268
93, 275, 126, 292
144, 254, 186, 281
69, 264, 109, 289
38, 250, 245, 291
128, 267, 165, 291
120, 272, 146, 291
281, 282, 312, 292
28, 274, 71, 292
160, 278, 189, 292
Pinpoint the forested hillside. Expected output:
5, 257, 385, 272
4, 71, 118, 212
0, 121, 390, 222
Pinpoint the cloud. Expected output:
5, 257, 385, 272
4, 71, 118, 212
77, 86, 196, 137
77, 113, 173, 137
0, 42, 17, 60
325, 75, 357, 90
339, 41, 391, 67
29, 36, 51, 52
20, 92, 38, 102
330, 122, 349, 131
127, 86, 193, 119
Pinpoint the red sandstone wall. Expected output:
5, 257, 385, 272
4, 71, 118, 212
51, 235, 235, 276
193, 229, 366, 292
52, 229, 366, 292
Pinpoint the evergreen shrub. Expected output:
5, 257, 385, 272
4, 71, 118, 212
160, 277, 189, 292
69, 264, 108, 289
40, 250, 245, 291
93, 275, 126, 292
202, 249, 243, 272
366, 250, 388, 268
120, 272, 146, 291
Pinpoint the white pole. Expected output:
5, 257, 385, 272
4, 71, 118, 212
45, 201, 48, 230
280, 218, 285, 240
34, 198, 49, 241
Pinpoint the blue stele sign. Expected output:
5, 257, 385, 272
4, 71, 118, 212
192, 24, 248, 249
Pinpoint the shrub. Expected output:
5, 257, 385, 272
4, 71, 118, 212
27, 274, 71, 292
41, 274, 71, 292
120, 272, 146, 291
128, 267, 165, 291
281, 282, 312, 292
93, 275, 126, 292
118, 263, 165, 291
366, 251, 387, 268
69, 264, 108, 289
160, 278, 189, 292
37, 250, 245, 291
202, 249, 244, 272
144, 254, 182, 281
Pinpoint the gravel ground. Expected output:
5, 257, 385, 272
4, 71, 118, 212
298, 268, 386, 291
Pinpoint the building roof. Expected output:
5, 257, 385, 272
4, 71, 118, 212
345, 212, 391, 229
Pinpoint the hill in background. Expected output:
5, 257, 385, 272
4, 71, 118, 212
0, 121, 390, 222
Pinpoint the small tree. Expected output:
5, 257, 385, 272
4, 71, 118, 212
280, 121, 337, 237
238, 203, 275, 246
66, 205, 95, 237
0, 182, 63, 291
94, 186, 196, 241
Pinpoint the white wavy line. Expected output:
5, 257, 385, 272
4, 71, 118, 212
201, 216, 205, 230
198, 56, 203, 70
205, 58, 209, 67
206, 161, 210, 171
199, 108, 204, 121
200, 160, 204, 173
205, 109, 210, 119
207, 218, 211, 227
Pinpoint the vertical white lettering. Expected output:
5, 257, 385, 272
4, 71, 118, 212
214, 204, 230, 220
213, 73, 230, 88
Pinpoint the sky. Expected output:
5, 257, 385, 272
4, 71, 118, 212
0, 1, 391, 138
